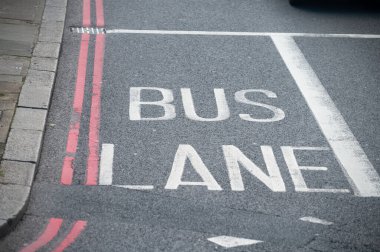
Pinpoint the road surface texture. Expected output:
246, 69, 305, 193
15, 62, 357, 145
1, 0, 380, 251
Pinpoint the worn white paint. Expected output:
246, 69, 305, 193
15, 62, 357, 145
223, 145, 286, 192
181, 88, 230, 121
113, 185, 154, 190
165, 144, 222, 190
129, 87, 176, 120
300, 216, 333, 225
99, 144, 114, 185
208, 236, 263, 248
282, 146, 349, 193
235, 89, 285, 122
107, 29, 380, 39
272, 35, 380, 197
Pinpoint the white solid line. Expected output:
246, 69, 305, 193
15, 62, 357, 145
99, 143, 114, 185
106, 29, 380, 38
113, 185, 154, 190
272, 35, 380, 197
300, 216, 333, 225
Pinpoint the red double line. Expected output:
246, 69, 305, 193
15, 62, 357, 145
86, 0, 105, 185
61, 0, 105, 185
19, 218, 87, 252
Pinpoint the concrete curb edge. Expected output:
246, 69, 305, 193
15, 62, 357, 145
0, 0, 68, 238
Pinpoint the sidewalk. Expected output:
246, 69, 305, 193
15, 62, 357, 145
0, 0, 67, 237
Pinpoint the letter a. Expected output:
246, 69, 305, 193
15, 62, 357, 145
165, 145, 222, 190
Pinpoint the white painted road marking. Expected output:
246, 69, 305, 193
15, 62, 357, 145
282, 146, 350, 193
99, 144, 114, 185
99, 143, 155, 189
113, 185, 154, 190
208, 236, 263, 248
300, 216, 334, 226
129, 87, 285, 122
223, 145, 286, 192
271, 35, 380, 197
106, 29, 380, 39
165, 144, 223, 191
181, 88, 230, 121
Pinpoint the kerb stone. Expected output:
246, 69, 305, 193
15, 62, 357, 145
0, 161, 36, 187
3, 129, 43, 162
12, 108, 47, 131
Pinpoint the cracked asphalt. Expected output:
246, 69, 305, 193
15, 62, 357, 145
1, 0, 380, 251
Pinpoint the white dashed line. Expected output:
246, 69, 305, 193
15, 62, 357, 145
300, 216, 334, 225
113, 185, 154, 190
99, 144, 114, 185
208, 236, 263, 248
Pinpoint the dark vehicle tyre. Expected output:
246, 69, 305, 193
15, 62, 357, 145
289, 0, 302, 6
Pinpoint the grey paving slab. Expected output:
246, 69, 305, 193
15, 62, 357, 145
0, 93, 17, 110
3, 129, 43, 162
12, 108, 47, 131
38, 21, 64, 43
0, 40, 34, 57
0, 23, 38, 42
0, 56, 29, 76
0, 75, 22, 83
0, 110, 15, 143
42, 6, 66, 22
24, 69, 55, 89
18, 85, 51, 109
0, 0, 45, 23
0, 23, 38, 57
0, 161, 35, 187
0, 81, 22, 93
30, 57, 58, 72
33, 42, 60, 58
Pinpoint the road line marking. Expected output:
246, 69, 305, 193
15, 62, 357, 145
19, 218, 63, 252
85, 0, 106, 186
95, 0, 104, 27
106, 29, 380, 38
61, 0, 92, 185
208, 236, 263, 248
61, 33, 90, 185
113, 185, 155, 190
86, 33, 105, 185
82, 0, 91, 27
272, 35, 380, 197
51, 220, 87, 252
99, 144, 114, 185
300, 216, 333, 225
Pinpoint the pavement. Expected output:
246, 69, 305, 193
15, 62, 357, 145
1, 0, 380, 251
0, 0, 67, 237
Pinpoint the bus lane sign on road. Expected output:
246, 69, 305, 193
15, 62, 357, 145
96, 34, 380, 197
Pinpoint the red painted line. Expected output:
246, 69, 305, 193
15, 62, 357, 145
82, 0, 91, 27
95, 0, 105, 27
19, 218, 63, 252
51, 221, 87, 252
85, 34, 105, 185
61, 34, 90, 185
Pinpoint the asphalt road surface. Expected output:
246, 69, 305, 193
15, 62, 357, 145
1, 0, 380, 251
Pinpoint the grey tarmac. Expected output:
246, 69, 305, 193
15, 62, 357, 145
1, 0, 380, 251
